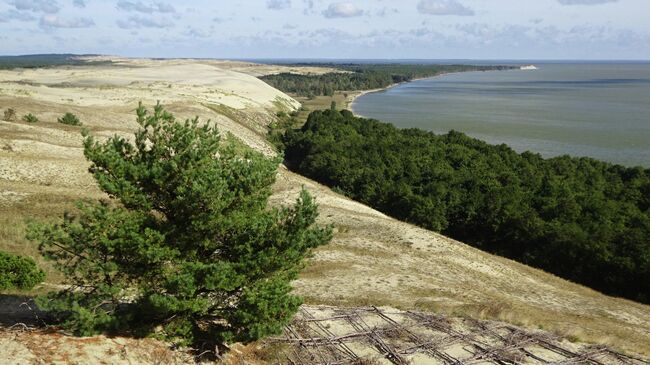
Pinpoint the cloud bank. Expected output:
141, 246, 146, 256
558, 0, 617, 4
267, 0, 291, 10
40, 14, 94, 28
0, 0, 647, 59
322, 2, 364, 18
11, 0, 60, 14
116, 1, 175, 14
417, 0, 474, 16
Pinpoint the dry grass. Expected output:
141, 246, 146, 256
293, 91, 352, 121
0, 192, 82, 288
0, 329, 194, 365
221, 342, 289, 364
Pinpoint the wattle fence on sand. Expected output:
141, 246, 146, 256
271, 305, 650, 365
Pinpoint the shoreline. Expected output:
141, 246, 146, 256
346, 71, 476, 116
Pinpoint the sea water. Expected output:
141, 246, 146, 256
352, 63, 650, 167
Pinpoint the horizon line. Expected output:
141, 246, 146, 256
2, 54, 650, 63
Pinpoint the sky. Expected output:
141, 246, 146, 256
0, 0, 649, 60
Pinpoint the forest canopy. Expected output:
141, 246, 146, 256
283, 110, 650, 303
0, 54, 110, 70
260, 64, 515, 97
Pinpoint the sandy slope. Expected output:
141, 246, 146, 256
1, 58, 649, 362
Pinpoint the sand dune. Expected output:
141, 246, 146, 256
1, 58, 649, 362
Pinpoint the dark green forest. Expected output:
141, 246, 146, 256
260, 64, 515, 97
283, 110, 650, 303
0, 54, 110, 69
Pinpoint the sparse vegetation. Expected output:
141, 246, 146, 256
22, 113, 39, 123
0, 251, 45, 291
204, 102, 243, 124
28, 103, 332, 345
57, 112, 82, 126
268, 109, 301, 150
3, 108, 16, 121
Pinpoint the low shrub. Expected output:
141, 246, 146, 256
58, 112, 82, 126
22, 113, 39, 123
3, 108, 16, 121
0, 251, 45, 291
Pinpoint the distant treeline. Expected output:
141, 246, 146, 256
0, 54, 110, 70
283, 110, 650, 303
260, 64, 515, 97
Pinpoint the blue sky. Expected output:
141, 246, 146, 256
1, 0, 649, 59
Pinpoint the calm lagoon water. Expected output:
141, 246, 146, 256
352, 63, 650, 167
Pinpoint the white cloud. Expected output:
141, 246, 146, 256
116, 1, 175, 14
558, 0, 617, 4
117, 15, 173, 28
322, 2, 363, 18
185, 26, 211, 38
376, 7, 399, 17
0, 9, 37, 22
417, 0, 474, 16
267, 0, 291, 10
40, 14, 94, 28
303, 0, 315, 15
11, 0, 60, 14
73, 0, 86, 8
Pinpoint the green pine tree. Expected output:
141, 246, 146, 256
28, 102, 332, 344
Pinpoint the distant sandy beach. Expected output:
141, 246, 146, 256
347, 71, 466, 116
